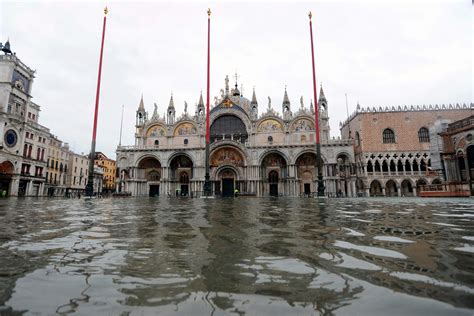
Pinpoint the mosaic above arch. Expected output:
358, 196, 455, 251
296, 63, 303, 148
257, 119, 283, 132
146, 124, 166, 137
211, 147, 244, 167
174, 122, 197, 136
291, 118, 314, 132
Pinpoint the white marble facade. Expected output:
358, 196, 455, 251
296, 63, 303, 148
116, 77, 356, 197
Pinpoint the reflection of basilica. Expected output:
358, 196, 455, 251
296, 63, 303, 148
116, 76, 355, 197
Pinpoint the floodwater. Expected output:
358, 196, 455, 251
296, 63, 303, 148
0, 197, 473, 316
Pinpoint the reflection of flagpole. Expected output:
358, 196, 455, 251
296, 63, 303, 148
309, 11, 325, 197
86, 7, 108, 197
203, 8, 212, 196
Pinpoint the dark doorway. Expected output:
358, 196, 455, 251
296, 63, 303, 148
0, 178, 11, 196
304, 183, 311, 195
180, 184, 189, 196
269, 183, 278, 196
268, 170, 279, 197
149, 185, 160, 197
18, 180, 27, 197
222, 178, 234, 197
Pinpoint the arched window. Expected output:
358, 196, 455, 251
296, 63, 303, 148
382, 128, 395, 143
418, 127, 430, 142
184, 139, 188, 145
267, 136, 273, 144
154, 140, 159, 146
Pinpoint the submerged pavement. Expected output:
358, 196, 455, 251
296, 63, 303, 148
0, 197, 473, 315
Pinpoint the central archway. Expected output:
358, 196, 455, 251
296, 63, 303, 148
216, 168, 237, 197
261, 151, 287, 197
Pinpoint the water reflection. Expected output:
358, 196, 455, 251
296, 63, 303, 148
0, 197, 473, 315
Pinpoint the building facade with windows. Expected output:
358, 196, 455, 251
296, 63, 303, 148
94, 152, 116, 193
0, 42, 49, 196
116, 77, 356, 197
45, 135, 70, 196
67, 151, 89, 197
340, 103, 472, 196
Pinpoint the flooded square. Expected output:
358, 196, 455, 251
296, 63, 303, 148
0, 197, 473, 315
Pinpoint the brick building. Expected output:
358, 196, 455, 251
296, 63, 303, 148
340, 103, 472, 196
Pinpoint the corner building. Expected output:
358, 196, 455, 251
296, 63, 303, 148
116, 78, 356, 197
340, 103, 472, 196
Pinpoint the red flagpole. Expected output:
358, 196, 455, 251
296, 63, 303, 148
206, 9, 211, 144
309, 11, 325, 196
203, 8, 212, 196
309, 12, 319, 144
92, 8, 107, 142
86, 7, 108, 197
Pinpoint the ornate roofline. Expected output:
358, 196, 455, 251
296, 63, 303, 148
340, 103, 473, 129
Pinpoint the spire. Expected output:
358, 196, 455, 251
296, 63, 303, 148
319, 84, 326, 102
283, 86, 290, 105
138, 94, 145, 111
251, 87, 258, 104
198, 91, 204, 106
168, 93, 175, 108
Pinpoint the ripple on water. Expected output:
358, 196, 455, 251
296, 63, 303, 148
254, 256, 315, 274
342, 227, 365, 237
373, 236, 414, 243
334, 240, 408, 259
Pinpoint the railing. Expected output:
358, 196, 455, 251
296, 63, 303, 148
447, 115, 473, 132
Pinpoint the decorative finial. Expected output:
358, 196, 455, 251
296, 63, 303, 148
308, 11, 312, 19
207, 8, 211, 16
104, 7, 108, 15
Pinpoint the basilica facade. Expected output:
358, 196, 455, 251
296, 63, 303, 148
116, 77, 356, 197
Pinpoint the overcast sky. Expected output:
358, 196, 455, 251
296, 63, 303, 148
1, 0, 472, 158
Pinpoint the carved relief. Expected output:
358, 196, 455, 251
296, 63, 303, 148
211, 148, 244, 167
257, 119, 283, 132
174, 122, 197, 136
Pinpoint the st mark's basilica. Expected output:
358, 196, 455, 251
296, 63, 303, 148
116, 76, 355, 197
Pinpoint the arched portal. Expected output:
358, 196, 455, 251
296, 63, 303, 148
385, 180, 397, 197
210, 115, 248, 144
217, 168, 237, 197
401, 179, 413, 196
268, 170, 279, 197
210, 147, 245, 195
262, 152, 287, 196
137, 157, 161, 197
169, 154, 193, 197
296, 152, 317, 195
369, 180, 382, 197
0, 161, 14, 196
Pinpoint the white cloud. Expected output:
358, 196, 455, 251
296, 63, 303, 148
1, 1, 471, 158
